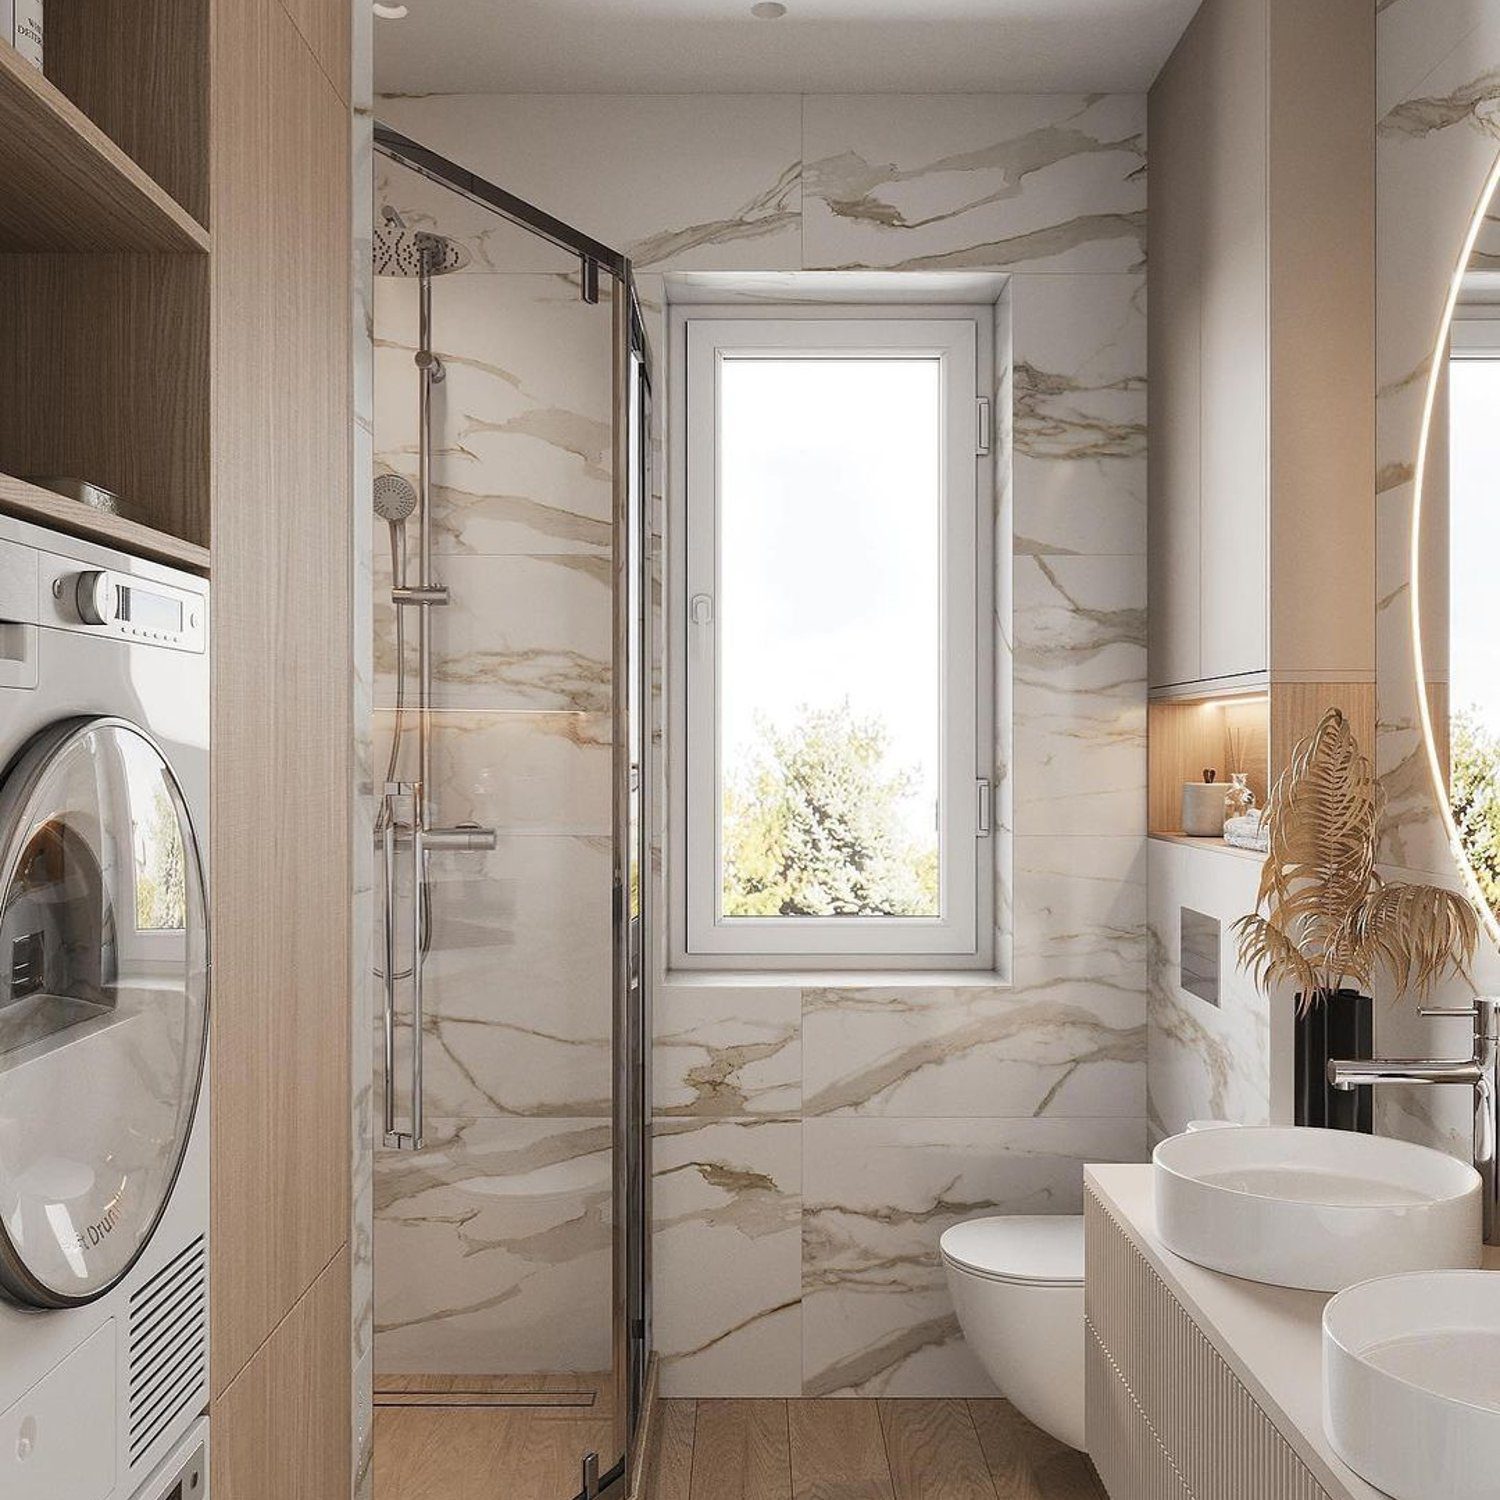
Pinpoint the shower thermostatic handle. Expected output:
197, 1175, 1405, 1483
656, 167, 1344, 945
391, 584, 449, 607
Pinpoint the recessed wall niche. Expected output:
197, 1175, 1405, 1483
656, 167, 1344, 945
1148, 691, 1270, 839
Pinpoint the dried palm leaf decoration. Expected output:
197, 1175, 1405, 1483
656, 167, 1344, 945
1233, 708, 1479, 1012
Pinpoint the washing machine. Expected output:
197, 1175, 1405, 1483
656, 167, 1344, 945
0, 514, 210, 1499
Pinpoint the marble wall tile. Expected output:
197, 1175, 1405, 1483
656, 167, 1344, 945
1012, 554, 1148, 837
1145, 839, 1272, 1139
406, 835, 613, 1118
374, 551, 612, 713
375, 709, 613, 835
1009, 273, 1147, 558
373, 273, 613, 558
654, 985, 802, 1117
801, 1117, 1146, 1397
802, 95, 1146, 274
802, 981, 1143, 1121
377, 94, 804, 272
374, 1117, 614, 1375
1011, 834, 1147, 989
653, 1119, 803, 1397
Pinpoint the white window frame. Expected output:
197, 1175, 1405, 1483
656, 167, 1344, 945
669, 305, 994, 969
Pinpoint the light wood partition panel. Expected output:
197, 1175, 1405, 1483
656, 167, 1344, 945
209, 0, 351, 1487
1267, 0, 1375, 686
1270, 682, 1378, 787
277, 0, 351, 105
213, 1249, 352, 1500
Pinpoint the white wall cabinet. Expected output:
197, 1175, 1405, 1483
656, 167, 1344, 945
1148, 0, 1373, 700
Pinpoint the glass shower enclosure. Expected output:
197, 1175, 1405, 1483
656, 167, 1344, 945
368, 124, 652, 1500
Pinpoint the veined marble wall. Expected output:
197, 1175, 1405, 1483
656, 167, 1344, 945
374, 91, 1150, 1398
1146, 841, 1272, 1142
369, 210, 619, 1376
1374, 0, 1500, 1158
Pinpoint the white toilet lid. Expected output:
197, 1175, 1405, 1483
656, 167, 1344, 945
939, 1215, 1085, 1286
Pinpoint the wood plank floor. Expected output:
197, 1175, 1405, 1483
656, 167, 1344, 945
375, 1395, 1106, 1500
375, 1407, 616, 1500
650, 1400, 1107, 1500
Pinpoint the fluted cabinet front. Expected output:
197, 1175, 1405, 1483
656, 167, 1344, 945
1084, 1190, 1335, 1500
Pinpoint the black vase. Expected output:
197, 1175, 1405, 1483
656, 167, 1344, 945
1294, 988, 1373, 1133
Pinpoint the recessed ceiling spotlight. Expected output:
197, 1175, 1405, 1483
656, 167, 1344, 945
751, 1, 788, 16
373, 2, 408, 17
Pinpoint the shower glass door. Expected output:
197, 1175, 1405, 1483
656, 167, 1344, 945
369, 132, 650, 1500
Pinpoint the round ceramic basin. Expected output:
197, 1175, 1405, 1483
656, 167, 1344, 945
1324, 1270, 1500, 1500
1153, 1127, 1481, 1291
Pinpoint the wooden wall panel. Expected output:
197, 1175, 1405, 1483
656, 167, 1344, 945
209, 0, 351, 1433
46, 0, 210, 225
0, 253, 210, 544
1270, 682, 1377, 787
213, 1249, 352, 1500
1267, 0, 1375, 683
277, 0, 351, 105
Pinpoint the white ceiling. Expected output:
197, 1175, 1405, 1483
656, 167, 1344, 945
375, 0, 1203, 97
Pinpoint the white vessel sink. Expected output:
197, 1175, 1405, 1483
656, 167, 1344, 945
1153, 1127, 1481, 1291
1324, 1271, 1500, 1500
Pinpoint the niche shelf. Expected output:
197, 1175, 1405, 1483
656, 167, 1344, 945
0, 41, 208, 252
0, 473, 210, 572
1148, 688, 1270, 847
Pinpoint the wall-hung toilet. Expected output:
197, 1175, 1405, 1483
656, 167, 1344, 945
940, 1215, 1086, 1451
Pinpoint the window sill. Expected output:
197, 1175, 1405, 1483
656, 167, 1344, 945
663, 968, 1010, 990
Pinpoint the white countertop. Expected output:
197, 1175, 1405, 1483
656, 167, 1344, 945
1086, 1163, 1500, 1500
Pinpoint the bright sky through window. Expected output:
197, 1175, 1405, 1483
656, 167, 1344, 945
718, 356, 943, 915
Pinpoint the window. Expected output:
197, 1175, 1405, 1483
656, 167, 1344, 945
673, 310, 993, 966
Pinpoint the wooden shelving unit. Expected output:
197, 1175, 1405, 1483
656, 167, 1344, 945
0, 41, 207, 252
0, 11, 211, 567
0, 472, 209, 572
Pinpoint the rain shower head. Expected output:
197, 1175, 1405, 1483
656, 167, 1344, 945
373, 473, 418, 523
373, 221, 471, 277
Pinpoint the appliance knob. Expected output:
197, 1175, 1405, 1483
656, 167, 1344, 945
74, 570, 117, 626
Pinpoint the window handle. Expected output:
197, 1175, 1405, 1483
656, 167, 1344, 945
691, 593, 714, 626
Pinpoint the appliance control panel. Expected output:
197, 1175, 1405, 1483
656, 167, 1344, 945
38, 557, 206, 654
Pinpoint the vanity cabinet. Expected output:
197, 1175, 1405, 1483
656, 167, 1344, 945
1147, 0, 1374, 704
1085, 1167, 1378, 1500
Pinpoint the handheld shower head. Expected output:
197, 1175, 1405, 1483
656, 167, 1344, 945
373, 473, 418, 524
374, 474, 418, 591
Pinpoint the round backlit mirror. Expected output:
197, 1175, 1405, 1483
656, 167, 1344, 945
1416, 155, 1500, 945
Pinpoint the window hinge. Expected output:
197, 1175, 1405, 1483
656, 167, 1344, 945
976, 777, 992, 837
976, 397, 992, 457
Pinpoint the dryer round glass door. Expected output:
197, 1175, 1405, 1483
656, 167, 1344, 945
0, 717, 208, 1307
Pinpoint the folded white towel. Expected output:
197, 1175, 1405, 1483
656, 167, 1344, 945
1224, 810, 1269, 852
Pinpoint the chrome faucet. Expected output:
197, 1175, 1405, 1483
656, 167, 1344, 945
1328, 997, 1499, 1246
